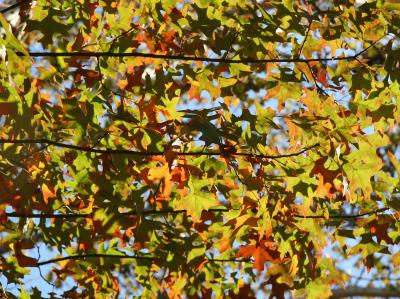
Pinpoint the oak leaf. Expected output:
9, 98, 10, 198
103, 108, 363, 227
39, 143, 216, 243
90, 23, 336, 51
237, 240, 284, 272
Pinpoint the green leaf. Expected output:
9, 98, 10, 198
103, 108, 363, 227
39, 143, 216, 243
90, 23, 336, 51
174, 177, 218, 221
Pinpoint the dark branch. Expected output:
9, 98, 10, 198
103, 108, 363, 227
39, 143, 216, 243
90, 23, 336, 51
0, 0, 29, 14
36, 253, 249, 267
0, 139, 319, 160
5, 208, 233, 219
36, 254, 153, 266
15, 40, 381, 63
330, 287, 400, 298
6, 207, 390, 220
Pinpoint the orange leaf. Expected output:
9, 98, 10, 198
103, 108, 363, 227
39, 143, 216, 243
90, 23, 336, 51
219, 238, 231, 253
117, 79, 128, 90
40, 93, 51, 102
252, 246, 271, 271
42, 183, 55, 204
237, 240, 284, 272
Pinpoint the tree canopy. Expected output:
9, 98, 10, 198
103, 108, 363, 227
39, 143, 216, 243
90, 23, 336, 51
0, 0, 400, 298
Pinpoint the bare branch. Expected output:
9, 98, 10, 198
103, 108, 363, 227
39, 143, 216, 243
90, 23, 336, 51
330, 286, 400, 298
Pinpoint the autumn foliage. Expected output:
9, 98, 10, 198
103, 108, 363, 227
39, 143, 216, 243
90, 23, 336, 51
0, 0, 400, 298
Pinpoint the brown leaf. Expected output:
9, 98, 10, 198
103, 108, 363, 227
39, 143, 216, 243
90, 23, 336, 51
310, 157, 340, 199
268, 274, 291, 299
369, 219, 393, 244
14, 240, 37, 267
0, 102, 17, 115
229, 284, 256, 299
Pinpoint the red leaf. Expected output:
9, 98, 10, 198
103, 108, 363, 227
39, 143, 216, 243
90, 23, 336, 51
0, 208, 7, 224
317, 68, 328, 87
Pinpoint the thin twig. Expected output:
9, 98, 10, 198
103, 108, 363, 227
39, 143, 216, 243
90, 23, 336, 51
36, 245, 56, 288
0, 0, 29, 14
293, 207, 390, 219
306, 61, 329, 96
108, 26, 136, 53
297, 18, 312, 58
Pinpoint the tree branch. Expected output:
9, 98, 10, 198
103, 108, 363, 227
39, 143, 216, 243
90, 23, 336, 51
35, 253, 249, 267
36, 254, 153, 266
15, 39, 381, 63
0, 138, 319, 160
5, 207, 390, 220
5, 208, 234, 219
330, 286, 400, 298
